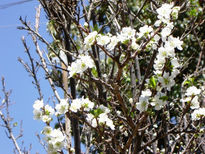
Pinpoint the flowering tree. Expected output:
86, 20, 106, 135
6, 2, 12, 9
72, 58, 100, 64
1, 0, 205, 153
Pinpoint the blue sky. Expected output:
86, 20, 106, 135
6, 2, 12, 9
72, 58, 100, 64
0, 1, 51, 153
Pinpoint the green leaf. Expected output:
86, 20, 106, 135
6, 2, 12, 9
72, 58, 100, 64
91, 68, 98, 77
149, 76, 157, 89
13, 122, 18, 127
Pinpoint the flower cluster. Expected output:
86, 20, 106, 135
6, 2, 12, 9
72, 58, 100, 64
84, 26, 140, 51
156, 3, 180, 25
181, 86, 201, 109
33, 100, 54, 123
191, 108, 205, 121
152, 4, 182, 94
70, 97, 95, 112
67, 55, 95, 78
41, 126, 66, 153
86, 105, 115, 130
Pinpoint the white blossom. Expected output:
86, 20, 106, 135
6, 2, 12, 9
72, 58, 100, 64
84, 31, 98, 48
190, 96, 200, 109
141, 89, 152, 97
158, 46, 174, 58
68, 55, 95, 78
44, 105, 55, 116
161, 27, 172, 38
42, 115, 52, 123
136, 96, 149, 112
33, 109, 43, 120
166, 36, 183, 50
119, 27, 136, 42
191, 108, 205, 120
96, 34, 110, 46
70, 98, 95, 112
137, 25, 153, 38
70, 98, 82, 112
99, 105, 110, 114
81, 98, 95, 111
33, 99, 44, 110
44, 128, 66, 153
55, 99, 69, 115
156, 3, 174, 21
185, 86, 201, 96
154, 57, 166, 74
131, 38, 139, 50
98, 113, 115, 130
171, 57, 180, 68
86, 113, 97, 128
158, 72, 175, 91
107, 36, 119, 50
42, 126, 53, 136
151, 92, 167, 110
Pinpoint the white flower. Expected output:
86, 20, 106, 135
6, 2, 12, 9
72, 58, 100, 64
137, 25, 153, 38
55, 99, 69, 115
98, 113, 115, 130
120, 27, 136, 41
156, 3, 174, 21
42, 115, 52, 123
180, 96, 192, 103
171, 69, 180, 78
84, 31, 98, 48
131, 38, 139, 50
33, 100, 44, 110
44, 105, 55, 116
45, 129, 66, 152
185, 86, 201, 96
86, 113, 97, 128
141, 89, 152, 97
191, 108, 205, 120
136, 97, 149, 112
154, 56, 166, 74
151, 92, 166, 110
161, 27, 172, 38
129, 98, 133, 104
158, 72, 175, 91
84, 22, 88, 27
96, 34, 110, 46
154, 20, 161, 27
171, 57, 180, 68
107, 36, 119, 50
68, 55, 95, 78
42, 126, 53, 136
79, 55, 95, 69
50, 129, 65, 142
166, 36, 183, 50
190, 96, 200, 109
70, 98, 82, 112
99, 105, 110, 114
81, 98, 95, 111
33, 109, 42, 120
158, 46, 174, 58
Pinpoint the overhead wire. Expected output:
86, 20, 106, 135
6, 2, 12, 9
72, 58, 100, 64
0, 0, 34, 9
0, 0, 47, 29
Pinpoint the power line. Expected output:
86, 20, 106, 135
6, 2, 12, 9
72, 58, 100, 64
0, 0, 34, 9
